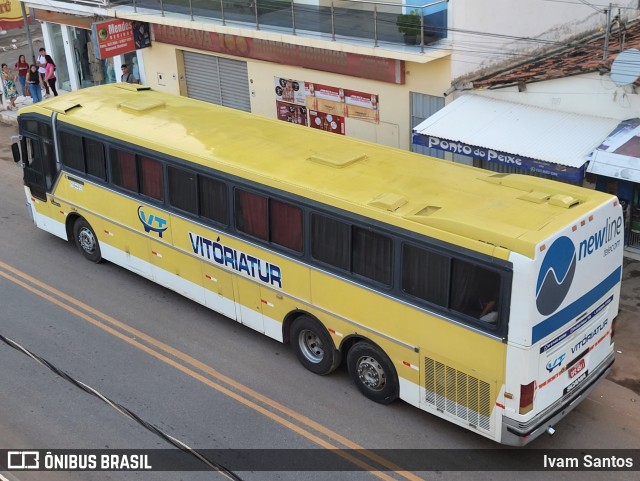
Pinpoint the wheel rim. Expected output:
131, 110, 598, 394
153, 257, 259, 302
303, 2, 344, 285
78, 227, 96, 254
356, 356, 386, 391
298, 328, 324, 364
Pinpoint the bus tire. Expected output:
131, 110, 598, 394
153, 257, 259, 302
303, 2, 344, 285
347, 342, 399, 405
73, 218, 102, 263
291, 316, 341, 375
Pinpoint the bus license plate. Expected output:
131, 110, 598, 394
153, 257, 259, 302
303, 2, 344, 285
563, 370, 588, 395
569, 358, 586, 378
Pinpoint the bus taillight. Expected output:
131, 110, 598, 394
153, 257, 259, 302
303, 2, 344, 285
519, 381, 536, 414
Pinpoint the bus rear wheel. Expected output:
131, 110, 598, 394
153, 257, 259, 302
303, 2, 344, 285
73, 218, 102, 263
291, 316, 341, 375
347, 342, 398, 404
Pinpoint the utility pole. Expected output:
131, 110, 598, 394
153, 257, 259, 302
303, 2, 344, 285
20, 3, 37, 65
603, 3, 612, 60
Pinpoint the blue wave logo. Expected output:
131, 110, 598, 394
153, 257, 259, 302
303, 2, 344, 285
536, 236, 576, 316
138, 206, 168, 238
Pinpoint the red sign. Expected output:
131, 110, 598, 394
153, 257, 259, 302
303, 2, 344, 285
569, 358, 586, 378
92, 19, 147, 59
309, 110, 345, 135
276, 101, 308, 126
152, 25, 405, 84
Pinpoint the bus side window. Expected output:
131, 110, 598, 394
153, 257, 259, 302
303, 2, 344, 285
352, 226, 392, 285
270, 199, 303, 252
311, 214, 350, 271
60, 131, 85, 173
168, 166, 197, 214
401, 243, 449, 307
85, 138, 106, 181
199, 175, 228, 225
450, 259, 501, 324
111, 148, 137, 192
235, 189, 268, 240
139, 156, 164, 201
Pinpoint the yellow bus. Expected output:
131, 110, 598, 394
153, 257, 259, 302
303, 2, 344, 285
12, 84, 623, 445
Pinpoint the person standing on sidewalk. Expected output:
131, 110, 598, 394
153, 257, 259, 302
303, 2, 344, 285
14, 55, 29, 97
44, 55, 58, 97
1, 63, 18, 110
26, 64, 42, 103
37, 48, 50, 97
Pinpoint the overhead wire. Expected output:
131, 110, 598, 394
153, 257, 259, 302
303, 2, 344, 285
0, 332, 244, 481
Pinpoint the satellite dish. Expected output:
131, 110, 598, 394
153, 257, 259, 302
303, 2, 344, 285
611, 48, 640, 86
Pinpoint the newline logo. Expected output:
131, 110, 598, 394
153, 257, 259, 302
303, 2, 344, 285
578, 216, 622, 261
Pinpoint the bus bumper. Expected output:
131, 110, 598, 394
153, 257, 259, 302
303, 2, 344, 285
500, 352, 615, 446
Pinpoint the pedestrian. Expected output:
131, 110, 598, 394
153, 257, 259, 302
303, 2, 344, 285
44, 55, 58, 97
26, 64, 42, 103
131, 57, 140, 83
120, 64, 136, 83
1, 63, 18, 111
14, 54, 29, 97
37, 48, 50, 97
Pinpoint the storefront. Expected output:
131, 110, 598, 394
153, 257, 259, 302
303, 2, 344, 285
588, 118, 640, 251
412, 94, 620, 184
30, 10, 451, 150
34, 11, 146, 92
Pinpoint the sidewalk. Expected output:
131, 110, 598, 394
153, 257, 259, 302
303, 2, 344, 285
609, 257, 640, 395
0, 22, 44, 125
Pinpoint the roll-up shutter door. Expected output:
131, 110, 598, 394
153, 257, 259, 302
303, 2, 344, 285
183, 51, 250, 112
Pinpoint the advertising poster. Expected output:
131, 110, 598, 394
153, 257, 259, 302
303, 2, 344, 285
274, 77, 306, 106
0, 0, 29, 31
92, 19, 151, 59
309, 110, 345, 135
306, 82, 379, 124
276, 101, 308, 126
344, 89, 378, 110
309, 97, 346, 118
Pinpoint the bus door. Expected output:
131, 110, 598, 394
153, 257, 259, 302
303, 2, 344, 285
18, 119, 59, 202
15, 118, 61, 233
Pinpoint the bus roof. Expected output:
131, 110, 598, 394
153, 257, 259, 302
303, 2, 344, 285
21, 84, 615, 260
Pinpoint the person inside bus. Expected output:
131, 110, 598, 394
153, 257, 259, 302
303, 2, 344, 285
479, 298, 499, 324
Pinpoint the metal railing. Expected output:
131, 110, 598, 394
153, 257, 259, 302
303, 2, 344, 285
59, 0, 448, 51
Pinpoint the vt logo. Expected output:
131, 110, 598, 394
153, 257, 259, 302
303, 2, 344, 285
138, 206, 168, 238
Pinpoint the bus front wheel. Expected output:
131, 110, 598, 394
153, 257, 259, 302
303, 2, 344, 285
347, 342, 399, 404
73, 218, 102, 263
291, 316, 341, 375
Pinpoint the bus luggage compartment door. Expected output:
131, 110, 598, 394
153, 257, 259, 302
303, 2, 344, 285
233, 276, 264, 333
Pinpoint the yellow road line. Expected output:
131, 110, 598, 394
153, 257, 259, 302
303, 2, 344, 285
0, 261, 423, 481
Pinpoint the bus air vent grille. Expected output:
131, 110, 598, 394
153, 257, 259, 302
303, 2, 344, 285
424, 357, 491, 431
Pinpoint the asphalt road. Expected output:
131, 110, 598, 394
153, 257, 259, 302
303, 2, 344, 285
0, 120, 639, 481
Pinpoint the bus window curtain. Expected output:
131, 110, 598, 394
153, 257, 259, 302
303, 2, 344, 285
236, 190, 268, 240
139, 156, 164, 200
352, 227, 392, 284
270, 200, 302, 252
112, 149, 137, 192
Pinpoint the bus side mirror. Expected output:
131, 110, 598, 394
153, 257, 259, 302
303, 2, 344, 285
11, 142, 22, 164
11, 142, 29, 167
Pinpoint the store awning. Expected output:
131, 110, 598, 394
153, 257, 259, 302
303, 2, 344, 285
587, 118, 640, 182
413, 95, 620, 181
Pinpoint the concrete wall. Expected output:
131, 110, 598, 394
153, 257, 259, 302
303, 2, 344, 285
471, 72, 640, 121
140, 41, 450, 150
449, 0, 639, 80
